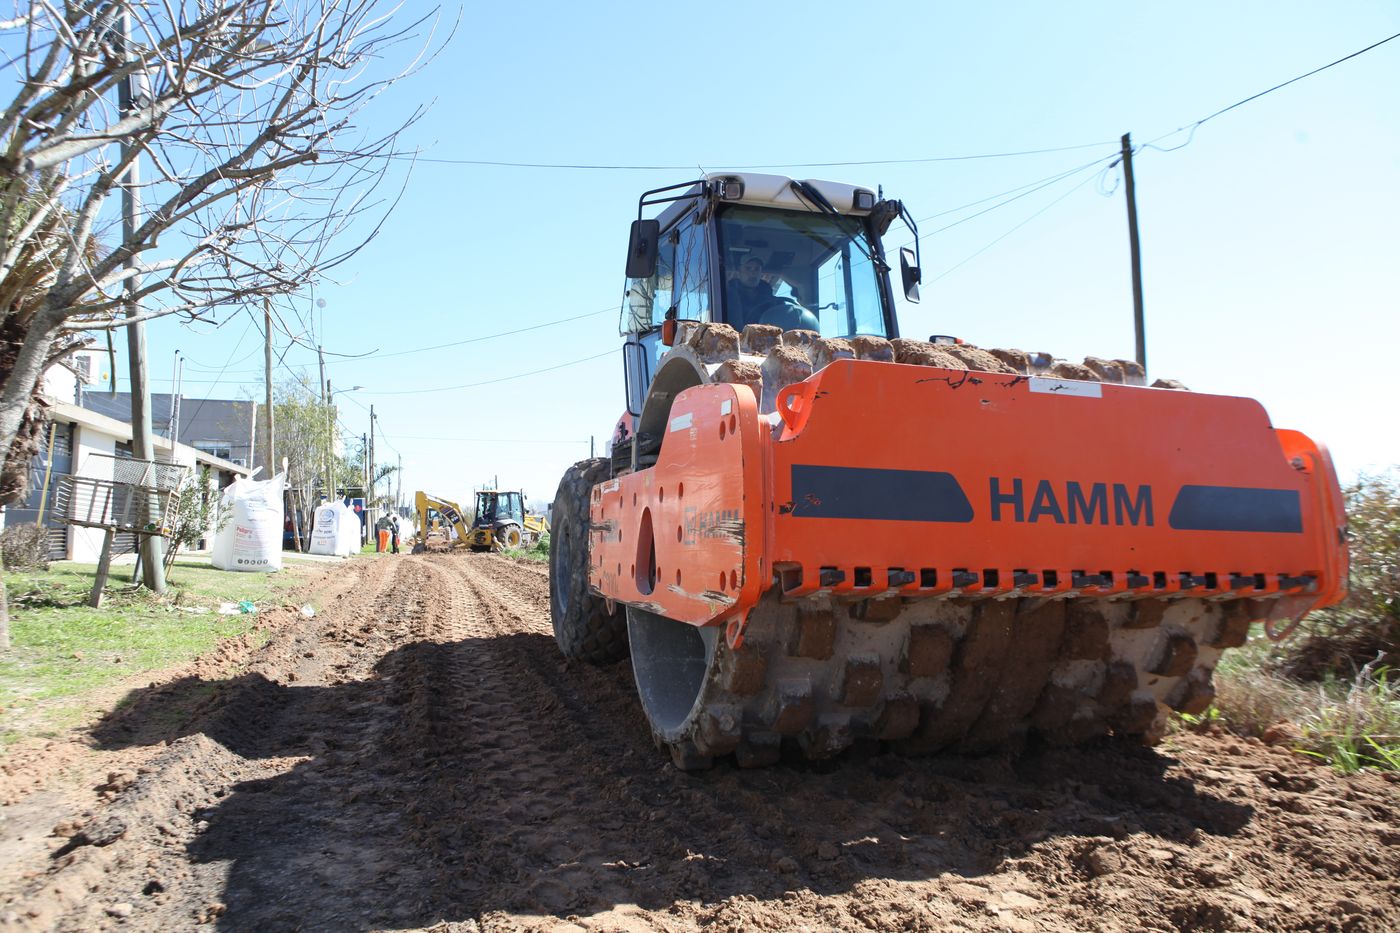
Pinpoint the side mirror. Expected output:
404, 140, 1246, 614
900, 247, 921, 303
626, 219, 660, 278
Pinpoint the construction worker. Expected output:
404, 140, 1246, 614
389, 513, 401, 554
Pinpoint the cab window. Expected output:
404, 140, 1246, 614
621, 232, 675, 333
673, 216, 711, 323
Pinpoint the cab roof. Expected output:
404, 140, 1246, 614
649, 173, 877, 231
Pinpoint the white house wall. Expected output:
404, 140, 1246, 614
69, 425, 116, 562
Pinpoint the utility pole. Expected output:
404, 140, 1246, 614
319, 346, 332, 500
166, 351, 181, 438
263, 300, 275, 476
368, 405, 376, 510
396, 454, 402, 511
1120, 133, 1146, 375
118, 10, 164, 594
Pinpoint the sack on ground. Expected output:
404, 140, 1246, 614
210, 473, 285, 572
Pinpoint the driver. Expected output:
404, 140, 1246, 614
726, 255, 775, 323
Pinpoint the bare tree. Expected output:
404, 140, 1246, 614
0, 0, 438, 503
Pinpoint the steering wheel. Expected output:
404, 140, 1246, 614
754, 296, 820, 333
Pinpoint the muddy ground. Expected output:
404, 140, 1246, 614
1, 553, 1397, 932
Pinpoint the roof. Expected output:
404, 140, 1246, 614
650, 173, 877, 230
80, 391, 257, 462
41, 397, 253, 476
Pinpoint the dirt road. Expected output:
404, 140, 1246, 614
1, 553, 1397, 931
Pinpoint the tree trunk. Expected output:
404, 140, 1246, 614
0, 304, 65, 491
0, 579, 10, 651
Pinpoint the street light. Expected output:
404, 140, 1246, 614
325, 385, 363, 499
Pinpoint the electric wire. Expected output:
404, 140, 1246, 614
343, 305, 615, 361
177, 313, 255, 430
919, 153, 1116, 237
340, 392, 404, 461
360, 348, 614, 396
367, 434, 592, 444
913, 152, 1119, 225
391, 140, 1121, 170
926, 168, 1106, 285
1142, 30, 1400, 152
149, 32, 1400, 416
171, 304, 617, 376
182, 343, 263, 372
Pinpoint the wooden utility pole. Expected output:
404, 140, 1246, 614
1120, 133, 1146, 375
368, 405, 376, 508
118, 10, 165, 594
263, 299, 275, 476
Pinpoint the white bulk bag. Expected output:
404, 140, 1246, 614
308, 502, 360, 556
211, 473, 285, 572
335, 502, 362, 554
308, 503, 343, 556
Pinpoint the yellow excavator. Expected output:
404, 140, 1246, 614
413, 489, 549, 553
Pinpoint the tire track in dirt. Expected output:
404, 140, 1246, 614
436, 554, 1013, 925
392, 554, 658, 919
5, 553, 1399, 932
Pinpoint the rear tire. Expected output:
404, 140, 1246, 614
550, 459, 627, 664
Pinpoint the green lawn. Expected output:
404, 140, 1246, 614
0, 560, 309, 746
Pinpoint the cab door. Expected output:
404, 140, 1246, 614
620, 211, 713, 416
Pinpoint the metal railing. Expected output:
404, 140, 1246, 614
56, 454, 188, 535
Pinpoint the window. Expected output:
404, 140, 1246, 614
620, 233, 675, 334
816, 244, 883, 337
195, 442, 233, 460
672, 216, 711, 323
716, 205, 889, 338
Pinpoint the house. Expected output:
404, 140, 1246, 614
79, 393, 257, 468
1, 353, 253, 561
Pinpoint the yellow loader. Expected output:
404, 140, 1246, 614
412, 489, 548, 552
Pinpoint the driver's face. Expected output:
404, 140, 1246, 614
739, 260, 762, 285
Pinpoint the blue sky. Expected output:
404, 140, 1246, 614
104, 1, 1399, 506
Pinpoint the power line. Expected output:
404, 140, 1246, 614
179, 313, 254, 429
920, 153, 1116, 237
1144, 30, 1400, 151
927, 168, 1105, 285
168, 304, 618, 377
339, 393, 404, 461
361, 349, 614, 396
391, 140, 1120, 171
913, 153, 1118, 225
182, 344, 263, 372
346, 306, 615, 362
357, 434, 592, 445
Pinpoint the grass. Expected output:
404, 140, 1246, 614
503, 533, 549, 564
1178, 625, 1400, 774
0, 559, 308, 746
1174, 470, 1400, 775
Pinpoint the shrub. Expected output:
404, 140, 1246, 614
1196, 471, 1400, 771
0, 522, 49, 571
1281, 471, 1399, 681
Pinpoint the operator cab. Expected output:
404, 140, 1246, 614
619, 173, 921, 415
472, 490, 524, 530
